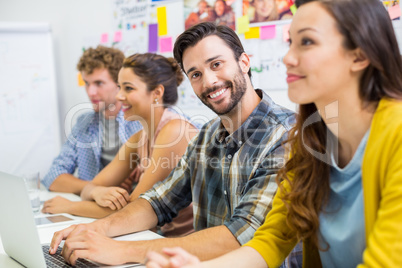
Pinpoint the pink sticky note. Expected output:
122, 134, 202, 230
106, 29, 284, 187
282, 24, 290, 42
261, 25, 276, 39
113, 31, 122, 43
100, 33, 108, 43
389, 4, 401, 20
113, 31, 122, 42
160, 36, 172, 53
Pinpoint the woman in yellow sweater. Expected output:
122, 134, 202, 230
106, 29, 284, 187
145, 0, 402, 267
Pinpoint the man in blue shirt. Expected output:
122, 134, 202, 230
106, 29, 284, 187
42, 46, 141, 194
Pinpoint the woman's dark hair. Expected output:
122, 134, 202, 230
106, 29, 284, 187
173, 22, 251, 78
278, 0, 402, 250
122, 53, 184, 105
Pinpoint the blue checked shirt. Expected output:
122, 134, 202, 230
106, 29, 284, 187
141, 89, 295, 243
41, 110, 142, 189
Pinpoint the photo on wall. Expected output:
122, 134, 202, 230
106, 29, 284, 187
243, 0, 294, 24
381, 0, 401, 20
184, 0, 238, 30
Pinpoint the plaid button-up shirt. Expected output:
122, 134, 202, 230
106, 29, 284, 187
141, 89, 295, 245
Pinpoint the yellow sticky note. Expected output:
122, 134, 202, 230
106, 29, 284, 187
237, 15, 250, 34
290, 4, 297, 15
245, 27, 260, 39
157, 6, 167, 36
77, 72, 85, 87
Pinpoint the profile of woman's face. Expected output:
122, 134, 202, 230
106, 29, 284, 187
283, 2, 354, 106
215, 0, 225, 16
254, 0, 275, 19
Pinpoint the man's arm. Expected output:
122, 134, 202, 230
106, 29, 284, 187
59, 220, 239, 265
41, 138, 80, 191
49, 174, 89, 194
42, 112, 99, 192
125, 225, 240, 263
42, 197, 116, 219
58, 225, 240, 266
51, 196, 240, 265
50, 198, 159, 252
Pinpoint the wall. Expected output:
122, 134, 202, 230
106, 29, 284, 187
0, 0, 295, 139
0, 0, 114, 142
1, 0, 402, 143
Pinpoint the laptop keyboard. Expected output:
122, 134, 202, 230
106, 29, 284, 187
42, 245, 100, 267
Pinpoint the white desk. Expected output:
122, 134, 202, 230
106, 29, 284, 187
0, 190, 162, 267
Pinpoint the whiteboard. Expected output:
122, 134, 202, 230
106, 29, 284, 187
0, 22, 61, 178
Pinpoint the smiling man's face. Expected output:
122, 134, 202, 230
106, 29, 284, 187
183, 35, 247, 115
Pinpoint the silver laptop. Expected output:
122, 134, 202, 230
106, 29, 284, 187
0, 171, 140, 268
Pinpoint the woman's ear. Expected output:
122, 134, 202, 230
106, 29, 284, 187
153, 85, 165, 102
238, 52, 251, 74
350, 48, 370, 72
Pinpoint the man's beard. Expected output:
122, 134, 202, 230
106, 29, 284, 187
198, 68, 247, 115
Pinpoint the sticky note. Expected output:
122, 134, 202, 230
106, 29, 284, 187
290, 4, 297, 15
148, 24, 158, 52
237, 15, 250, 34
100, 33, 108, 43
282, 24, 290, 42
160, 36, 173, 53
261, 25, 276, 39
113, 31, 122, 43
157, 6, 167, 36
389, 4, 401, 20
245, 27, 260, 39
77, 72, 85, 87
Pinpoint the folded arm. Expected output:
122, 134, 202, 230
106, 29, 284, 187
42, 196, 115, 219
43, 113, 95, 193
49, 174, 89, 195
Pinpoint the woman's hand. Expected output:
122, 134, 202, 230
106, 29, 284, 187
146, 247, 202, 268
119, 175, 135, 193
91, 186, 130, 210
42, 196, 74, 214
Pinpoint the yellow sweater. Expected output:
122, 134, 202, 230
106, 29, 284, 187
245, 98, 402, 267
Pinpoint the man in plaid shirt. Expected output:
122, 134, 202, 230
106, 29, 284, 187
49, 23, 301, 267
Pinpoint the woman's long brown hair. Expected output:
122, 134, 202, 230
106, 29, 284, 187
277, 0, 402, 250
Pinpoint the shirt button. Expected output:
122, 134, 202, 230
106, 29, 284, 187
239, 141, 243, 145
227, 154, 232, 159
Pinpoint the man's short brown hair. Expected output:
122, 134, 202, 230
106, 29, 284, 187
77, 45, 124, 83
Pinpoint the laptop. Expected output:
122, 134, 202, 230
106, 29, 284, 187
0, 171, 140, 268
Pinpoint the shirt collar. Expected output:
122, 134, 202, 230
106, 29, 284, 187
215, 89, 272, 147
